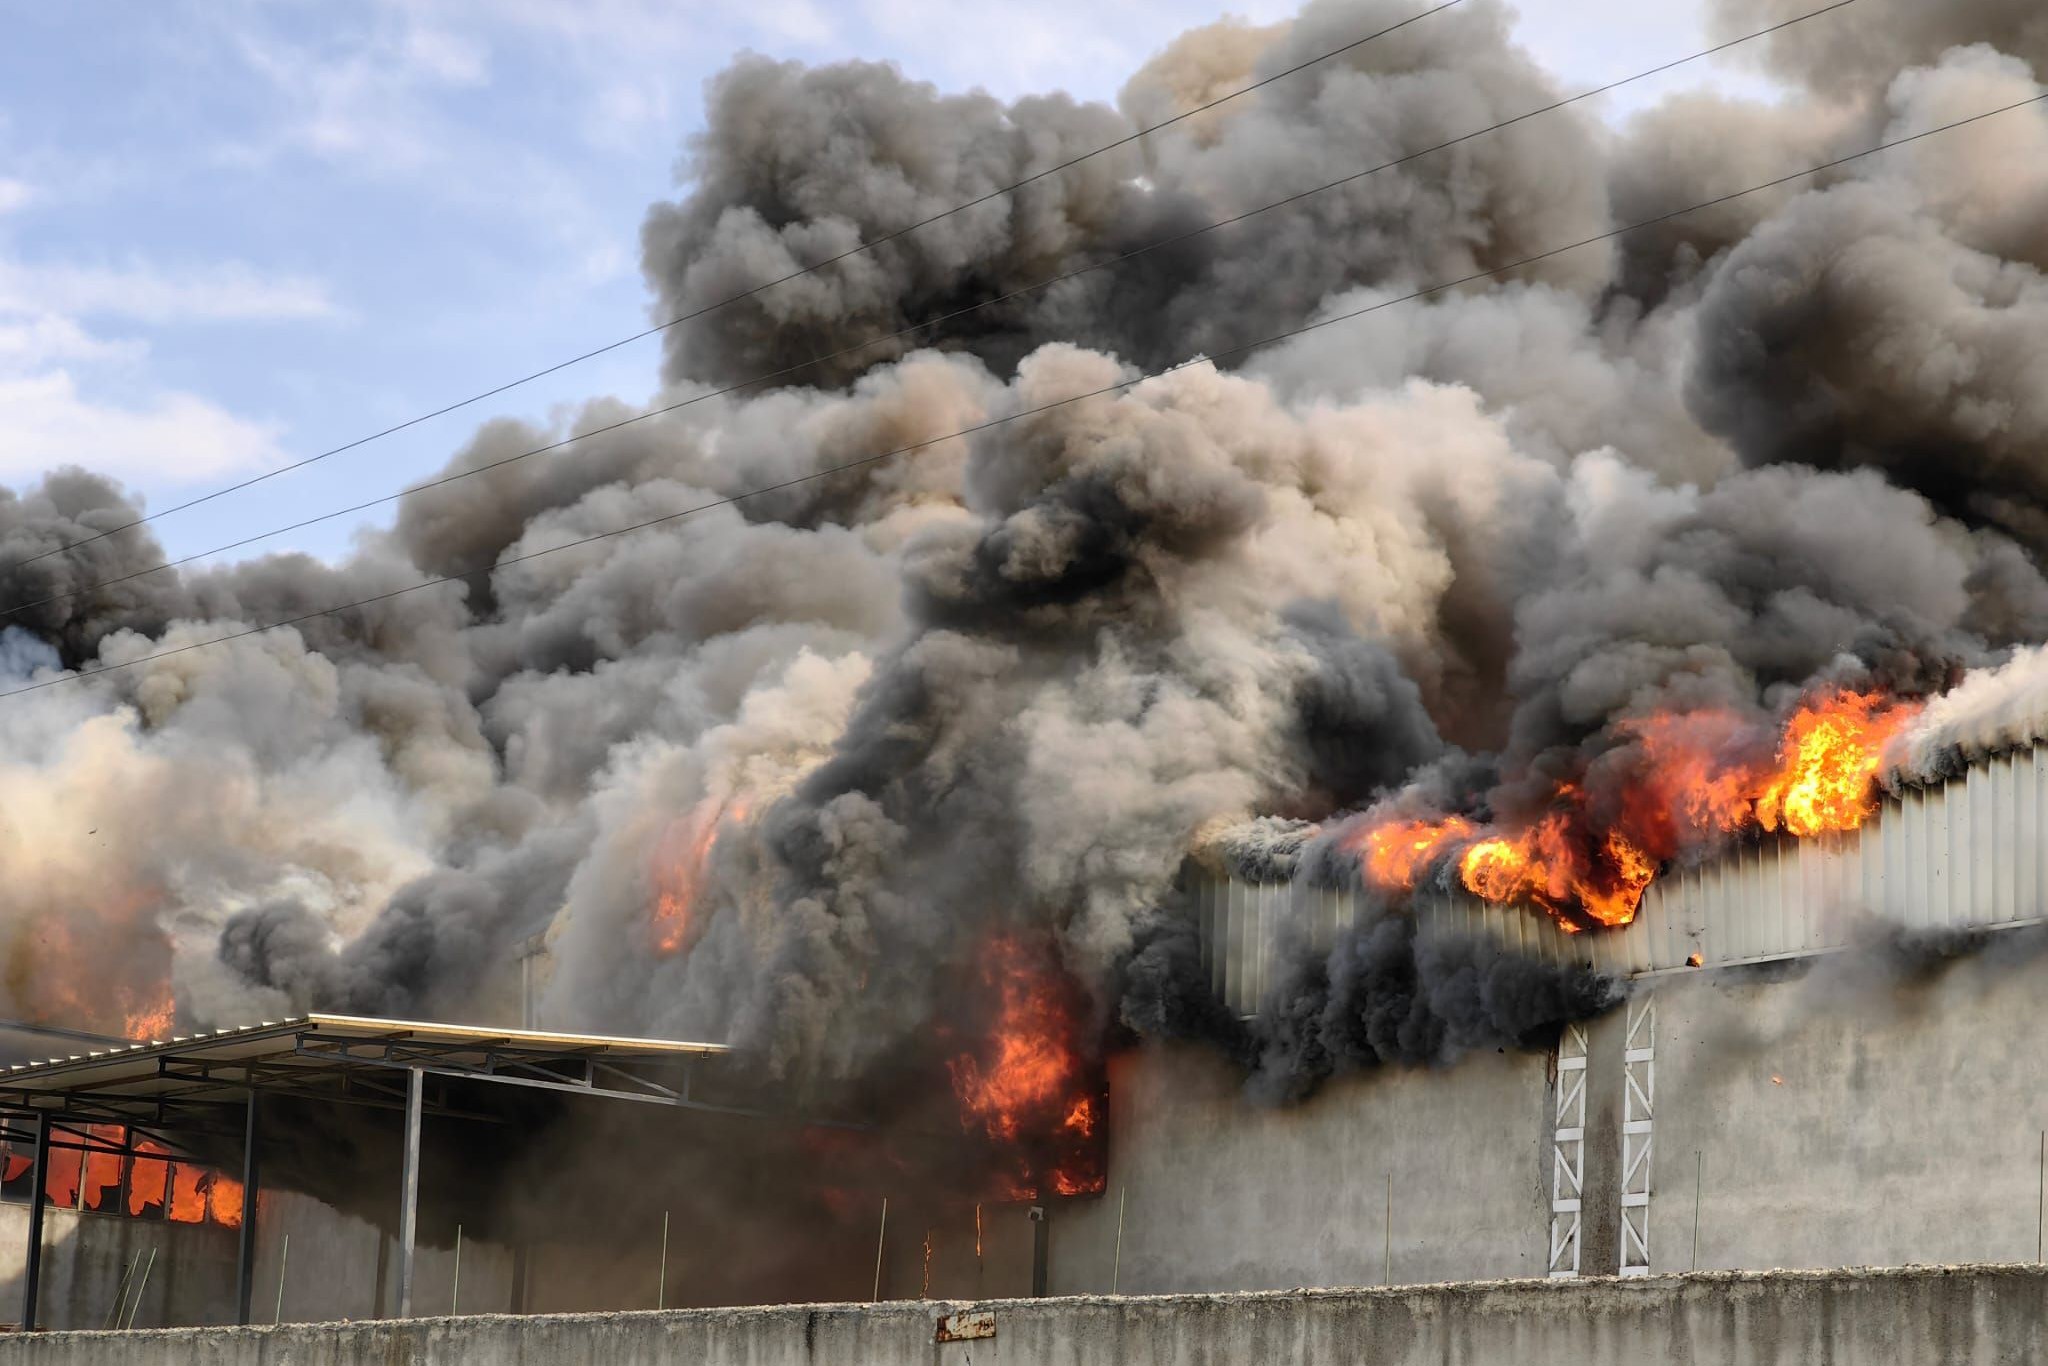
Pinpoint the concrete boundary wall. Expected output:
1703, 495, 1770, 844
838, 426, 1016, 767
2, 1264, 2045, 1365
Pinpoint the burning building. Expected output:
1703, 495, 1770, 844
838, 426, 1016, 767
0, 0, 2046, 1332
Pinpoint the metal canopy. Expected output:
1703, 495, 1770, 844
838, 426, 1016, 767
0, 1013, 730, 1135
0, 1014, 734, 1330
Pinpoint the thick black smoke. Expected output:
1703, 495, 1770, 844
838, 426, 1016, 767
0, 0, 2039, 1170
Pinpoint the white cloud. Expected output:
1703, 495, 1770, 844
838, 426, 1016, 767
0, 370, 280, 483
0, 313, 143, 368
208, 5, 494, 175
0, 254, 326, 486
0, 178, 31, 215
0, 258, 337, 324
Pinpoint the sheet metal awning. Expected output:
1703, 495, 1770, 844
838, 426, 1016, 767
0, 1014, 740, 1329
0, 1013, 729, 1134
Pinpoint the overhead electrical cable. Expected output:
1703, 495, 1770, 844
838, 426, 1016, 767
4, 86, 2040, 703
3, 0, 1468, 575
0, 0, 1859, 626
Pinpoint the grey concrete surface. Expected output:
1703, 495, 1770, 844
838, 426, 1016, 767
1645, 953, 2048, 1274
0, 1187, 512, 1330
1049, 1041, 1553, 1294
1, 1264, 2044, 1364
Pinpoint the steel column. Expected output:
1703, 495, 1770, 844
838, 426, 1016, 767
1546, 1023, 1589, 1277
1618, 996, 1657, 1276
234, 1089, 261, 1324
396, 1066, 423, 1317
20, 1113, 49, 1331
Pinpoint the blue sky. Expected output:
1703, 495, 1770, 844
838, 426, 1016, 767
0, 0, 1762, 568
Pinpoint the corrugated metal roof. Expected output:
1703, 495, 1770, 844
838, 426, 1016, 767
1195, 743, 2048, 1006
0, 1012, 727, 1092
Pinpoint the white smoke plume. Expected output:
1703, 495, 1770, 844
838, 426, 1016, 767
0, 0, 2042, 1139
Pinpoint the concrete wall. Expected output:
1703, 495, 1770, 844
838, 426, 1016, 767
1052, 940, 2048, 1296
0, 1187, 515, 1331
1642, 951, 2048, 1274
1048, 1042, 1554, 1294
255, 1190, 515, 1323
2, 1265, 2045, 1364
0, 1202, 237, 1330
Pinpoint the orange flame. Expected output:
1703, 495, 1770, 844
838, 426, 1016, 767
209, 1172, 246, 1229
167, 1163, 207, 1223
128, 1137, 171, 1217
81, 1125, 123, 1213
42, 1144, 80, 1208
1357, 816, 1475, 892
948, 938, 1106, 1199
123, 993, 175, 1043
1756, 692, 1905, 836
651, 795, 750, 955
1354, 686, 1921, 931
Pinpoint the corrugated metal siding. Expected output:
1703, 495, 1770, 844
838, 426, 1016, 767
1193, 745, 2048, 1006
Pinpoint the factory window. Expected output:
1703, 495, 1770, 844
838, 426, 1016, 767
0, 1127, 243, 1226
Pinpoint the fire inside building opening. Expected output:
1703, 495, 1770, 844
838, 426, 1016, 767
3, 0, 2048, 1358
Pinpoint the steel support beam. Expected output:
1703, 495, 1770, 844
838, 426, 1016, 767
234, 1089, 261, 1324
20, 1113, 49, 1331
396, 1066, 423, 1318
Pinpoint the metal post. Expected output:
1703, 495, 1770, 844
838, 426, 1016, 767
274, 1234, 290, 1324
2037, 1131, 2045, 1264
1383, 1173, 1392, 1285
1029, 1206, 1049, 1298
21, 1113, 50, 1332
397, 1066, 424, 1318
1111, 1187, 1126, 1294
657, 1211, 669, 1310
452, 1225, 464, 1316
871, 1197, 889, 1302
234, 1089, 261, 1324
510, 1244, 530, 1314
1692, 1151, 1704, 1273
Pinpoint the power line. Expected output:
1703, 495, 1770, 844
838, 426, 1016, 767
0, 0, 1859, 626
4, 0, 1468, 576
4, 88, 2039, 704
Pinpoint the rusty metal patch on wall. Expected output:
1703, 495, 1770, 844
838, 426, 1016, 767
936, 1311, 996, 1342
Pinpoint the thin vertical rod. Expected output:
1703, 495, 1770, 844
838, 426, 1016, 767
1111, 1187, 1126, 1294
1692, 1151, 1704, 1273
104, 1253, 140, 1330
113, 1254, 143, 1331
1114, 1187, 1130, 1302
123, 1249, 156, 1330
2036, 1131, 2044, 1264
657, 1212, 669, 1310
1383, 1173, 1392, 1285
396, 1066, 424, 1318
274, 1234, 290, 1325
451, 1225, 463, 1316
871, 1197, 889, 1303
21, 1112, 50, 1332
234, 1089, 261, 1324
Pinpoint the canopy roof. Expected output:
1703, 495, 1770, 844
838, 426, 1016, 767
0, 1014, 731, 1140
